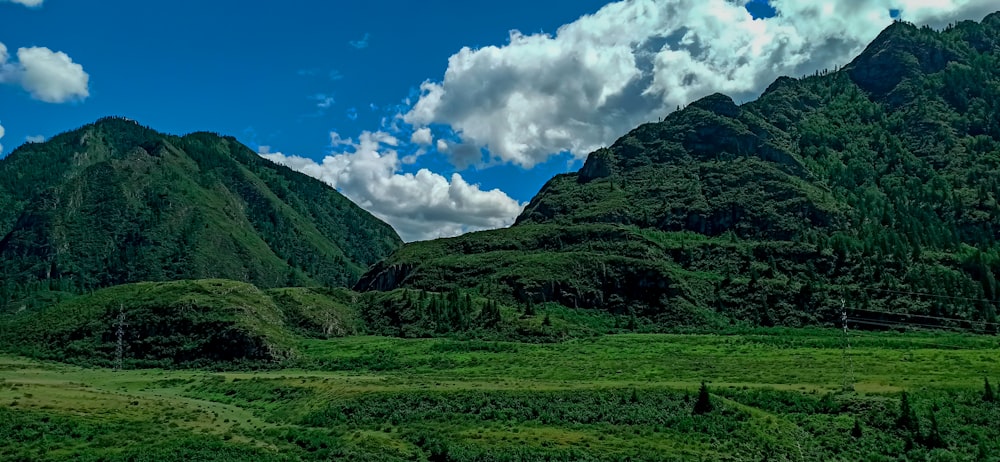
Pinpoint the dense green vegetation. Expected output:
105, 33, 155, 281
0, 279, 573, 367
0, 117, 401, 308
3, 330, 1000, 461
359, 14, 1000, 331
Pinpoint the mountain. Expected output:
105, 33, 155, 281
0, 118, 401, 305
358, 14, 1000, 330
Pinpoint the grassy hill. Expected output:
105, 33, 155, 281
359, 14, 1000, 331
0, 279, 369, 368
0, 117, 402, 306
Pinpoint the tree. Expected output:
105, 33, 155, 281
693, 382, 713, 415
925, 412, 945, 449
541, 314, 552, 327
896, 391, 919, 434
477, 300, 502, 328
851, 418, 863, 439
984, 377, 995, 403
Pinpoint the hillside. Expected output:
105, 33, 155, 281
358, 14, 1000, 330
0, 279, 371, 367
0, 118, 402, 306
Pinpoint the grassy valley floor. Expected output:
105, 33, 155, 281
2, 330, 1000, 461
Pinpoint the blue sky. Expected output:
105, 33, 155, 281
1, 0, 995, 241
0, 0, 609, 198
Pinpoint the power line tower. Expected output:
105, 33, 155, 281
115, 303, 127, 371
841, 299, 855, 392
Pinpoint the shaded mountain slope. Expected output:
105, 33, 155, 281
359, 14, 1000, 329
0, 118, 402, 303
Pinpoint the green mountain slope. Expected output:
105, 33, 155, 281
358, 14, 1000, 330
0, 279, 369, 367
0, 118, 402, 303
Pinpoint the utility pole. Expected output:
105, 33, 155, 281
841, 299, 855, 392
115, 303, 127, 371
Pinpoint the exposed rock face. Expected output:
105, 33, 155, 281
354, 262, 417, 292
578, 148, 616, 183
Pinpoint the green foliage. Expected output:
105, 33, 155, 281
0, 280, 389, 368
852, 418, 864, 438
693, 382, 713, 415
357, 14, 1000, 332
0, 117, 401, 308
984, 376, 995, 402
5, 329, 1000, 460
897, 391, 920, 435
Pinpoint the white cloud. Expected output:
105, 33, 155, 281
312, 93, 335, 109
436, 139, 449, 153
349, 33, 370, 49
25, 134, 44, 143
3, 0, 43, 6
405, 0, 996, 168
0, 121, 5, 154
410, 127, 433, 145
260, 131, 525, 242
0, 43, 90, 103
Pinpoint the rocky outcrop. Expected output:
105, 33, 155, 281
353, 262, 416, 292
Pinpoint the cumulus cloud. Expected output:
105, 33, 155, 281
410, 127, 433, 145
0, 121, 5, 154
25, 134, 44, 143
3, 0, 43, 6
405, 0, 996, 168
260, 131, 524, 242
0, 42, 90, 103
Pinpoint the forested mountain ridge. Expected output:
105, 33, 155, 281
358, 14, 1000, 330
0, 117, 402, 304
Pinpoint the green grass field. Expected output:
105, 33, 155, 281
3, 330, 1000, 461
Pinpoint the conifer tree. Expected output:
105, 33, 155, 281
523, 299, 535, 317
851, 418, 863, 439
896, 391, 919, 434
693, 382, 713, 415
984, 377, 995, 403
925, 412, 945, 449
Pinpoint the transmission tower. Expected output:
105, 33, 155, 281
841, 299, 855, 392
115, 303, 127, 371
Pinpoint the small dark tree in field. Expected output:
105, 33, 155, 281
523, 300, 535, 318
925, 412, 945, 449
541, 314, 552, 327
693, 382, 713, 415
851, 418, 863, 439
984, 377, 995, 403
896, 391, 919, 434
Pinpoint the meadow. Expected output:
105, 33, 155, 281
2, 329, 1000, 461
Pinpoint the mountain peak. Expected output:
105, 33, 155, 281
846, 20, 961, 98
687, 93, 741, 118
